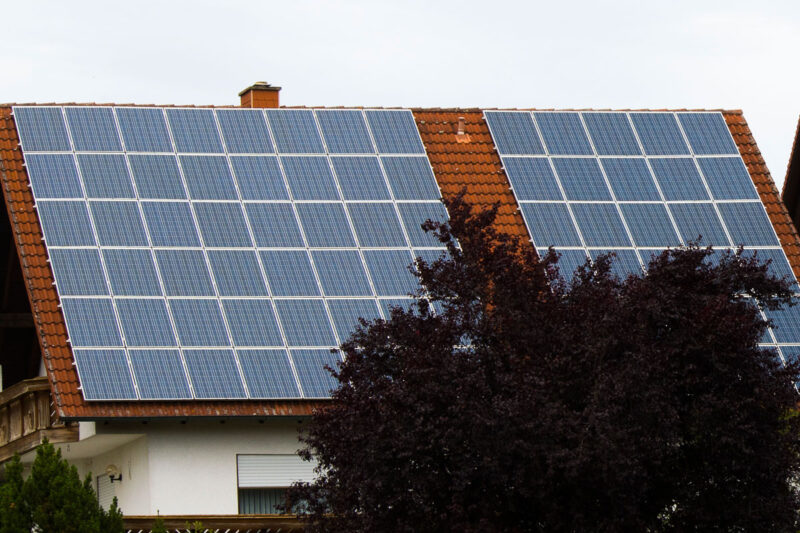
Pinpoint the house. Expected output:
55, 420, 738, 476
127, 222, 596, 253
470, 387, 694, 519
0, 82, 798, 531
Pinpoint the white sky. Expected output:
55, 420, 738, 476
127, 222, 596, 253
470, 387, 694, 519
2, 0, 799, 187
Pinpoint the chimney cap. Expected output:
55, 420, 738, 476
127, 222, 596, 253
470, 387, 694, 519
238, 82, 281, 96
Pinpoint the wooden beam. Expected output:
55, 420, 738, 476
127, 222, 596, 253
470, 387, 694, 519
0, 313, 34, 328
124, 514, 303, 531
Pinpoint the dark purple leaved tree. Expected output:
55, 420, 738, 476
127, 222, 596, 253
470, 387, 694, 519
287, 195, 800, 532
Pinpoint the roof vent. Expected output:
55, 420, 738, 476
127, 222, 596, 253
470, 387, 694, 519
455, 116, 472, 144
239, 82, 281, 108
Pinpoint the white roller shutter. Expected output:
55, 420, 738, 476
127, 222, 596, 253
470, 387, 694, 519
96, 474, 116, 510
237, 454, 317, 488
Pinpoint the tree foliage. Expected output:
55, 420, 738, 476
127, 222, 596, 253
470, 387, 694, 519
288, 195, 800, 532
0, 439, 123, 533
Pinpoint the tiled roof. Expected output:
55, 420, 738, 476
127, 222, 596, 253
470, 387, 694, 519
0, 104, 796, 420
722, 111, 800, 279
0, 106, 321, 419
412, 110, 529, 239
780, 116, 800, 233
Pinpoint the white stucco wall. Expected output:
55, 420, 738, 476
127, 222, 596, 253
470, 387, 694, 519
78, 419, 306, 515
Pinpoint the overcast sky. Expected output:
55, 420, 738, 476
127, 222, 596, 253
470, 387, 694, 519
3, 1, 798, 187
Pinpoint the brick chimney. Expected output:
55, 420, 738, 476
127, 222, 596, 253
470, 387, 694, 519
239, 82, 281, 108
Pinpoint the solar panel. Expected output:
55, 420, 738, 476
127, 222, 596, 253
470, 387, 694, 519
116, 299, 177, 347
582, 113, 641, 156
649, 158, 709, 201
380, 156, 440, 200
677, 113, 738, 155
183, 349, 246, 399
65, 107, 122, 152
179, 156, 238, 200
485, 110, 800, 356
77, 154, 136, 199
330, 157, 391, 200
291, 349, 341, 398
25, 154, 83, 198
238, 350, 300, 398
502, 157, 563, 201
364, 110, 425, 154
533, 113, 593, 155
589, 249, 643, 278
89, 201, 149, 246
14, 107, 72, 152
165, 109, 224, 154
216, 109, 275, 154
115, 108, 172, 152
73, 349, 137, 400
599, 158, 660, 201
49, 249, 109, 295
266, 109, 325, 154
317, 110, 375, 154
128, 155, 186, 199
130, 349, 192, 399
229, 156, 288, 200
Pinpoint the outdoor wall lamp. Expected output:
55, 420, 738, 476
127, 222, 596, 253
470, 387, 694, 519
105, 464, 122, 483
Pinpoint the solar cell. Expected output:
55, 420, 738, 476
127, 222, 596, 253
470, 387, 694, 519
290, 349, 341, 397
311, 250, 373, 296
649, 158, 709, 201
179, 155, 238, 200
589, 249, 642, 278
207, 250, 268, 297
582, 113, 641, 156
295, 203, 356, 247
61, 298, 122, 347
36, 201, 96, 246
362, 250, 418, 296
169, 299, 231, 347
327, 299, 382, 341
128, 154, 186, 199
378, 298, 416, 317
717, 202, 780, 247
397, 202, 449, 247
155, 249, 215, 297
629, 113, 690, 156
570, 203, 632, 247
317, 110, 375, 154
619, 203, 681, 247
25, 154, 83, 198
183, 349, 246, 399
229, 156, 288, 200
222, 300, 284, 346
73, 349, 137, 400
600, 158, 661, 201
77, 154, 136, 199
89, 201, 149, 246
116, 299, 177, 347
697, 157, 759, 200
193, 202, 252, 247
380, 156, 440, 200
281, 156, 339, 200
13, 107, 72, 152
552, 249, 589, 278
365, 110, 425, 154
331, 156, 391, 200
49, 249, 109, 296
260, 250, 320, 297
668, 203, 730, 246
483, 112, 544, 155
266, 109, 325, 154
238, 350, 301, 398
116, 108, 173, 152
102, 249, 162, 296
519, 203, 582, 247
551, 158, 612, 201
245, 203, 305, 247
130, 349, 192, 399
766, 305, 800, 344
347, 203, 407, 247
165, 109, 224, 154
677, 113, 738, 155
275, 300, 337, 346
533, 112, 593, 155
141, 201, 201, 247
741, 249, 797, 285
216, 109, 275, 154
502, 157, 563, 201
65, 107, 122, 152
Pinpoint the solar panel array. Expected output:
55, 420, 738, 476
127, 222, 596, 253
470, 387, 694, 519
485, 110, 800, 363
13, 106, 447, 401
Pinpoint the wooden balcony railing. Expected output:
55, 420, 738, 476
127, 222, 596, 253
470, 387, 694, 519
123, 514, 303, 533
0, 376, 78, 462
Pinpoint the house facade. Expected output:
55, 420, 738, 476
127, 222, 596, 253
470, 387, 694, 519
0, 83, 799, 530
